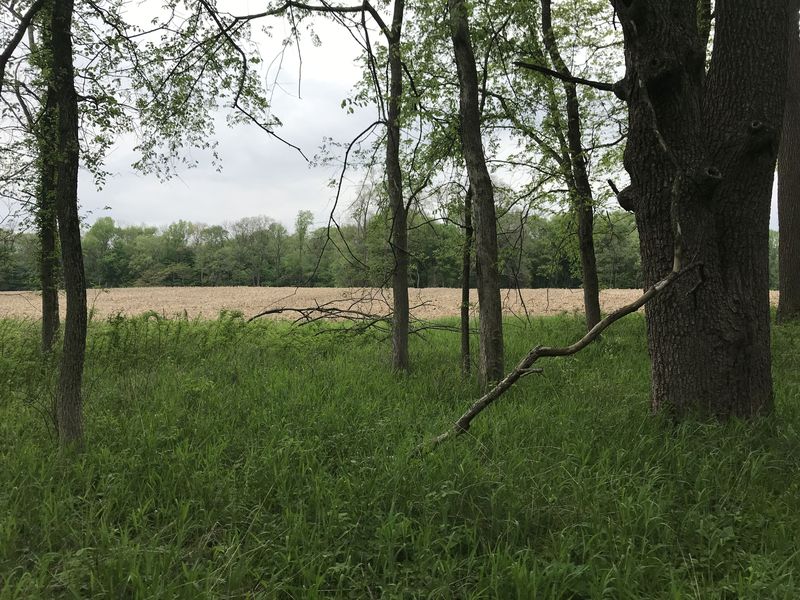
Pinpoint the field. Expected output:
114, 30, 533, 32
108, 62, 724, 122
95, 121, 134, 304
1, 310, 800, 598
0, 286, 785, 320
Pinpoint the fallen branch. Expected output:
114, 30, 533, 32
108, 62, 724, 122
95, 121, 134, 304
246, 292, 453, 337
415, 264, 696, 455
248, 304, 384, 324
248, 305, 391, 337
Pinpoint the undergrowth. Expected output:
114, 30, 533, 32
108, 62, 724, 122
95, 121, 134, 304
1, 312, 799, 598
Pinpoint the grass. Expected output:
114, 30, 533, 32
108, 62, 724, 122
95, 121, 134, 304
0, 312, 799, 598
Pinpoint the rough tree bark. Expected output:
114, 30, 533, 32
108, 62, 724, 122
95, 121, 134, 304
614, 0, 789, 418
37, 88, 60, 354
778, 3, 800, 323
386, 0, 410, 371
50, 0, 86, 447
460, 188, 473, 376
449, 0, 504, 386
541, 0, 601, 330
25, 11, 60, 355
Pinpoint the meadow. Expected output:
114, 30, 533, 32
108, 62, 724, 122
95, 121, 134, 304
1, 312, 799, 598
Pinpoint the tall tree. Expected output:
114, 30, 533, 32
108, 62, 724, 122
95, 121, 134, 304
35, 89, 59, 353
293, 209, 314, 283
778, 1, 800, 323
449, 0, 504, 386
1, 3, 61, 353
614, 0, 789, 417
49, 0, 85, 446
385, 0, 410, 371
540, 0, 601, 329
199, 0, 413, 370
460, 187, 473, 377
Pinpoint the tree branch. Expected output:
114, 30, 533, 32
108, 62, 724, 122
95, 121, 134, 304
232, 0, 390, 38
0, 0, 46, 96
514, 60, 614, 93
415, 262, 698, 455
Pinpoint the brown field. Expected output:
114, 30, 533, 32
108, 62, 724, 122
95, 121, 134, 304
0, 287, 782, 321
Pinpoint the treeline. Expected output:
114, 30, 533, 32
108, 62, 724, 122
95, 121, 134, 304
0, 209, 782, 292
1, 209, 650, 290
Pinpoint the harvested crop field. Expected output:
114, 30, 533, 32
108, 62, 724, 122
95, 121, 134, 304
0, 287, 782, 321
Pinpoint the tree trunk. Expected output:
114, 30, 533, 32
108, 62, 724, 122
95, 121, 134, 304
50, 0, 86, 447
449, 0, 504, 387
614, 0, 788, 418
778, 5, 800, 323
461, 188, 473, 377
575, 191, 601, 329
541, 0, 601, 330
37, 88, 60, 354
386, 0, 409, 372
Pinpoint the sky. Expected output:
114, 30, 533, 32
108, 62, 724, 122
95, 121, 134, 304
74, 4, 781, 233
77, 14, 378, 233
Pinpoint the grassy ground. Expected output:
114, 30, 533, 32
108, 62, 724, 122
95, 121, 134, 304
1, 312, 799, 598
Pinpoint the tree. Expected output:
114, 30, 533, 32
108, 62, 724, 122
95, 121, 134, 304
49, 0, 85, 446
34, 85, 60, 353
449, 0, 504, 386
3, 0, 297, 449
196, 0, 414, 370
778, 2, 800, 323
230, 216, 273, 286
83, 217, 118, 287
385, 0, 410, 372
194, 225, 230, 285
769, 229, 780, 291
539, 0, 601, 329
460, 188, 473, 376
594, 211, 641, 289
613, 0, 790, 417
293, 210, 314, 283
0, 0, 45, 95
1, 2, 61, 352
266, 221, 288, 283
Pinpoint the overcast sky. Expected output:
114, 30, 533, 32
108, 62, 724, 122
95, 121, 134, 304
75, 6, 781, 233
77, 15, 377, 233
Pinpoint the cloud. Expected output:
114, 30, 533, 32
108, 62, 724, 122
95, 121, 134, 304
79, 16, 381, 232
76, 9, 783, 233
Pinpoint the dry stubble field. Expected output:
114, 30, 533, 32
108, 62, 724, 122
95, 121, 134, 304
0, 287, 782, 321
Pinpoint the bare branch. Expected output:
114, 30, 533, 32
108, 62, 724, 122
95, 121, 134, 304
229, 0, 390, 38
514, 60, 614, 93
415, 262, 699, 455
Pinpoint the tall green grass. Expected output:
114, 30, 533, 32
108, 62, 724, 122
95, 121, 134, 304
1, 312, 799, 598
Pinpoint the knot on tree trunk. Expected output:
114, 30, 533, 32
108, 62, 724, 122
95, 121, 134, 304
615, 184, 638, 212
612, 77, 630, 101
637, 52, 679, 92
745, 119, 779, 156
690, 165, 723, 201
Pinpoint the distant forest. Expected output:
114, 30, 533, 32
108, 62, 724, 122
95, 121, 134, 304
0, 208, 780, 291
